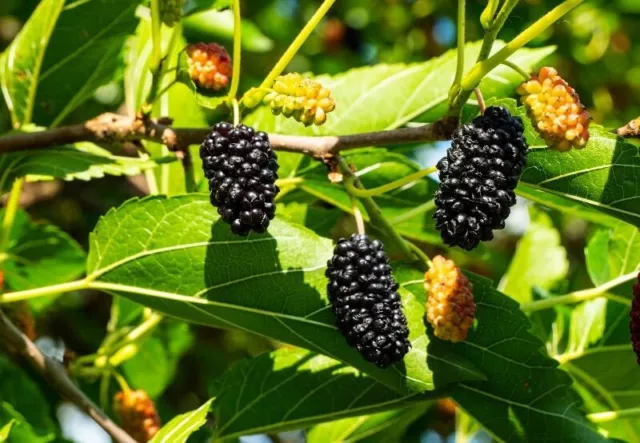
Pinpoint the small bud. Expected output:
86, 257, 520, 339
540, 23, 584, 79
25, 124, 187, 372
425, 256, 475, 342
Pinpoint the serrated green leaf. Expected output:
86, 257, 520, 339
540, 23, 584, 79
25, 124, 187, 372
563, 345, 640, 442
0, 140, 163, 193
151, 399, 213, 443
0, 420, 15, 442
33, 0, 141, 126
210, 348, 432, 440
183, 9, 273, 53
278, 202, 342, 239
122, 322, 193, 397
245, 41, 554, 137
0, 208, 85, 293
402, 272, 606, 442
500, 207, 568, 304
85, 195, 484, 394
586, 221, 640, 287
0, 0, 64, 127
306, 405, 428, 443
491, 98, 640, 228
0, 356, 56, 441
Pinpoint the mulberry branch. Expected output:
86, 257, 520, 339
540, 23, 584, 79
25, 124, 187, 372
0, 113, 456, 159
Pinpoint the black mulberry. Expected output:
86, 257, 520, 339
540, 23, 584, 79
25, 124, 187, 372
434, 106, 528, 250
326, 234, 411, 368
200, 122, 279, 235
630, 274, 640, 364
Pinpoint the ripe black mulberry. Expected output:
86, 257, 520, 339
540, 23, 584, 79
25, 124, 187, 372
326, 234, 411, 368
434, 106, 529, 250
201, 122, 279, 235
630, 274, 640, 364
113, 389, 161, 443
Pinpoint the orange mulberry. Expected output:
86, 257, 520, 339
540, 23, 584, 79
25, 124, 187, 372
517, 67, 590, 151
185, 43, 232, 91
425, 256, 475, 342
262, 73, 336, 126
113, 390, 161, 443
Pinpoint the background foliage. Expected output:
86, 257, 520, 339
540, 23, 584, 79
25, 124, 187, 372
1, 0, 640, 442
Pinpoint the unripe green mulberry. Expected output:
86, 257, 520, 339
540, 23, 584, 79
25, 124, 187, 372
113, 390, 161, 443
425, 256, 475, 342
263, 73, 336, 126
517, 67, 590, 152
159, 0, 185, 27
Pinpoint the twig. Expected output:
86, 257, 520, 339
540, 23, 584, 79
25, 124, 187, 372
617, 116, 640, 138
0, 310, 137, 443
0, 113, 456, 159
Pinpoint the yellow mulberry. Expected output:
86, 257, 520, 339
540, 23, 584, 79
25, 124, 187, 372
516, 67, 590, 152
262, 73, 336, 126
113, 390, 161, 443
425, 256, 475, 342
185, 43, 232, 91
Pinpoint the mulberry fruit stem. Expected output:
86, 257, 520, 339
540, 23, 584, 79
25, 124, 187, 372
349, 192, 366, 235
0, 178, 23, 255
259, 0, 337, 90
452, 0, 466, 90
344, 166, 437, 198
0, 279, 89, 304
520, 270, 638, 313
473, 88, 486, 114
460, 0, 584, 93
501, 60, 531, 82
480, 0, 500, 30
406, 242, 432, 270
588, 408, 640, 424
337, 157, 419, 263
228, 0, 242, 100
149, 0, 163, 72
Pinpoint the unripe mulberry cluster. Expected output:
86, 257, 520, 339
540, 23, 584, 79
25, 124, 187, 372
263, 73, 336, 126
113, 390, 161, 443
434, 106, 528, 250
201, 122, 279, 235
517, 67, 590, 151
326, 234, 411, 368
424, 256, 475, 343
186, 43, 232, 91
159, 0, 185, 27
630, 273, 640, 364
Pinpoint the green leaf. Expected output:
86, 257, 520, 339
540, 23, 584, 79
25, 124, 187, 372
500, 207, 568, 304
297, 149, 441, 245
33, 0, 141, 126
492, 98, 640, 228
278, 202, 342, 239
0, 420, 15, 442
245, 41, 554, 137
184, 0, 232, 16
183, 9, 274, 53
151, 399, 213, 443
563, 345, 640, 442
0, 140, 163, 193
586, 220, 640, 287
122, 322, 193, 397
0, 0, 64, 127
1, 208, 85, 292
402, 273, 606, 442
209, 348, 431, 440
306, 405, 428, 443
0, 356, 56, 441
86, 195, 484, 394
